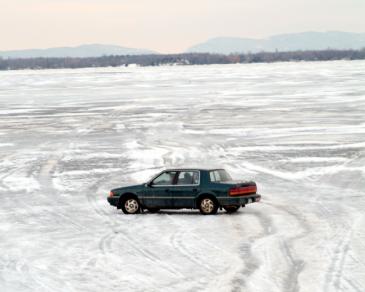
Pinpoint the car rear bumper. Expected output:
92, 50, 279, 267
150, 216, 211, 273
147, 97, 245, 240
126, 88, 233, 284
218, 194, 261, 207
107, 196, 119, 207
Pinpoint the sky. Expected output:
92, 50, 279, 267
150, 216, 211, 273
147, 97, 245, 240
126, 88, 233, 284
0, 0, 364, 53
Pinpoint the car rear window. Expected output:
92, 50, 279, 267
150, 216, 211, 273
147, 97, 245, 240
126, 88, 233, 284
209, 170, 232, 182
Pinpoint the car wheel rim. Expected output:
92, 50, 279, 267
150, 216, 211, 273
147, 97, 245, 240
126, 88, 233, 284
125, 199, 139, 213
201, 198, 214, 213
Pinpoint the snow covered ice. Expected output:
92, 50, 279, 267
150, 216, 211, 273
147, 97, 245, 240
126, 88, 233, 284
0, 61, 365, 292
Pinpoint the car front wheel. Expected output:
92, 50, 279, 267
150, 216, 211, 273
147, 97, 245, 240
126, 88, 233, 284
199, 197, 218, 215
121, 197, 140, 214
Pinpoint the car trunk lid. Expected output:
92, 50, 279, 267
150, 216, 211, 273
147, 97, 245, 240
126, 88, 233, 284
228, 181, 257, 196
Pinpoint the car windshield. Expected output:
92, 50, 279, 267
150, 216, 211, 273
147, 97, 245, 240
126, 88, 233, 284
209, 169, 232, 182
151, 171, 177, 185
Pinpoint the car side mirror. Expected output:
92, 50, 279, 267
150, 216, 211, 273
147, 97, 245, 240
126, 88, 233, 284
145, 182, 152, 187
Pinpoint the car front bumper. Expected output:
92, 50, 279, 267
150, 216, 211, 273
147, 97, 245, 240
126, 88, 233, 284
107, 196, 119, 207
218, 194, 261, 207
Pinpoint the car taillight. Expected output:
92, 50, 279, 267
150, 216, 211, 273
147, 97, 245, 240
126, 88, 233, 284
109, 191, 114, 197
229, 186, 257, 196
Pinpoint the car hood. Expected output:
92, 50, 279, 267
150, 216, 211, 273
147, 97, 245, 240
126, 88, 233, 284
112, 183, 144, 193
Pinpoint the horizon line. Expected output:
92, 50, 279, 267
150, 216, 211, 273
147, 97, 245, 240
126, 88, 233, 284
1, 30, 365, 54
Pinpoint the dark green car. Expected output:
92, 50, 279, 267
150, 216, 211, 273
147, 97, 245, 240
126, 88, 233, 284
107, 168, 261, 215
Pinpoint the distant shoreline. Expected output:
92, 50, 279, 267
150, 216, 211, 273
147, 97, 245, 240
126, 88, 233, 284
1, 49, 364, 71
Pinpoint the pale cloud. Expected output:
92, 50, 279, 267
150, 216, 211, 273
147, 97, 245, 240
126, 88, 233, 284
0, 0, 364, 53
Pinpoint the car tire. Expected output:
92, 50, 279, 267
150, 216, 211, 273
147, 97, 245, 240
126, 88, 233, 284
224, 206, 240, 213
147, 208, 160, 213
121, 196, 140, 214
199, 197, 218, 215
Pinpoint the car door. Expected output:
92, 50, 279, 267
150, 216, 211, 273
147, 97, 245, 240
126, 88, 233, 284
170, 171, 200, 208
143, 171, 177, 208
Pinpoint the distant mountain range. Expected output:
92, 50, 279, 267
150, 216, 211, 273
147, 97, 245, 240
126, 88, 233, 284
1, 32, 365, 59
186, 31, 365, 54
0, 44, 156, 59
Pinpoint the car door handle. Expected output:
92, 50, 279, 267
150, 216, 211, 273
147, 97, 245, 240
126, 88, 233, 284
192, 188, 198, 192
165, 189, 169, 192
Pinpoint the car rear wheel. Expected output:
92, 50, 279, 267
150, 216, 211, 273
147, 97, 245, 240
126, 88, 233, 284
224, 206, 240, 213
199, 197, 218, 215
121, 197, 140, 214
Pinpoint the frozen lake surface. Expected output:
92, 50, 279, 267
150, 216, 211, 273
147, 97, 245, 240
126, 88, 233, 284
0, 61, 365, 292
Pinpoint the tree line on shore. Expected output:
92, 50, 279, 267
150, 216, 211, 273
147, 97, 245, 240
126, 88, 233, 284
1, 49, 364, 70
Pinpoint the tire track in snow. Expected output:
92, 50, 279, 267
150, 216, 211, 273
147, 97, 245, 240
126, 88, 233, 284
310, 197, 361, 292
36, 153, 87, 232
165, 213, 235, 291
229, 207, 275, 292
40, 154, 183, 289
343, 277, 364, 292
326, 235, 351, 292
0, 151, 51, 291
109, 222, 182, 278
23, 152, 86, 291
169, 224, 218, 275
266, 202, 311, 292
323, 224, 356, 292
4, 148, 97, 291
84, 178, 183, 279
230, 201, 310, 292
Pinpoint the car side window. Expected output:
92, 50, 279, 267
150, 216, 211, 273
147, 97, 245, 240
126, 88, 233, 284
209, 170, 232, 182
209, 171, 216, 182
177, 171, 199, 185
214, 171, 222, 181
209, 170, 222, 182
152, 171, 176, 186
